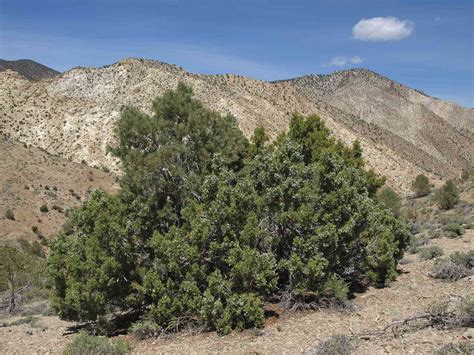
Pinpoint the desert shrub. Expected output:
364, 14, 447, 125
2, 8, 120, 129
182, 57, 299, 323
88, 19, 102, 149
431, 251, 474, 281
435, 341, 474, 355
443, 222, 465, 237
130, 318, 162, 339
376, 187, 401, 215
436, 180, 460, 210
39, 204, 48, 213
412, 174, 431, 197
426, 296, 474, 329
459, 297, 474, 323
449, 251, 474, 269
0, 245, 48, 313
461, 169, 471, 181
20, 301, 52, 316
52, 204, 63, 213
5, 208, 15, 220
408, 236, 430, 254
419, 245, 444, 260
48, 84, 410, 334
63, 332, 132, 355
313, 334, 354, 355
30, 241, 45, 258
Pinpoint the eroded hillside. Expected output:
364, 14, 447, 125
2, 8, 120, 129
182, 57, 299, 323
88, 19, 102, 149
0, 135, 117, 242
0, 58, 472, 193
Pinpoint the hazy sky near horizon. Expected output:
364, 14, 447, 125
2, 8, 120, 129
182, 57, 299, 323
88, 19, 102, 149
0, 0, 473, 107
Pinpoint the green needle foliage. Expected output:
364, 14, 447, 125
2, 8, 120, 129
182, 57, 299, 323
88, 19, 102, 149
48, 83, 410, 335
412, 174, 431, 197
436, 180, 460, 210
376, 186, 401, 216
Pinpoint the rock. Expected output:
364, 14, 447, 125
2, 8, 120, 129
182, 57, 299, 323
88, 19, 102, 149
463, 328, 474, 339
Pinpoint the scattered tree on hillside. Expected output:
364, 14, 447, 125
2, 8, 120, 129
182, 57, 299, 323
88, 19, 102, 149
48, 83, 410, 335
412, 174, 431, 197
376, 186, 401, 216
436, 180, 460, 210
4, 208, 15, 221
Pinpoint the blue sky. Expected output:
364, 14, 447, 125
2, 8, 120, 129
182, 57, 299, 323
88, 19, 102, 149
1, 0, 473, 107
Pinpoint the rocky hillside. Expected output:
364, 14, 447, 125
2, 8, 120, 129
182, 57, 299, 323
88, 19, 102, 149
0, 58, 472, 193
0, 135, 117, 242
0, 59, 60, 81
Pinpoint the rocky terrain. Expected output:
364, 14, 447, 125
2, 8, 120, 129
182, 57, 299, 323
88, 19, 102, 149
0, 58, 472, 194
0, 59, 59, 81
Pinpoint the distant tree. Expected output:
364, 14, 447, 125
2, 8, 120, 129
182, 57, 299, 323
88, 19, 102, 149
39, 204, 48, 213
461, 169, 471, 181
436, 180, 459, 210
412, 174, 431, 197
377, 186, 401, 215
5, 208, 15, 221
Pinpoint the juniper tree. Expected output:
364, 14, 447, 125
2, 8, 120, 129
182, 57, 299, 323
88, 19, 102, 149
412, 174, 431, 197
48, 84, 410, 334
436, 180, 459, 210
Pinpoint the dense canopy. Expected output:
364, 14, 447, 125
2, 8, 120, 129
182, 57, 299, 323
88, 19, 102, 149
48, 83, 410, 334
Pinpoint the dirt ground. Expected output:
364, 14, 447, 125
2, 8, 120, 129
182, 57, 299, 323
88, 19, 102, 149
0, 136, 117, 243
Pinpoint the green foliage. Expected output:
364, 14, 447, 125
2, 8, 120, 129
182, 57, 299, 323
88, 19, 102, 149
443, 222, 465, 237
412, 174, 431, 197
419, 245, 444, 261
48, 84, 410, 335
461, 169, 471, 181
130, 318, 162, 339
376, 187, 401, 215
63, 332, 132, 355
5, 208, 15, 220
436, 180, 460, 210
39, 204, 49, 213
48, 192, 139, 321
0, 245, 48, 308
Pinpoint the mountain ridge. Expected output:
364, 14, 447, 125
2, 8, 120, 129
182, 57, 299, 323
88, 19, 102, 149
0, 59, 60, 81
0, 57, 472, 194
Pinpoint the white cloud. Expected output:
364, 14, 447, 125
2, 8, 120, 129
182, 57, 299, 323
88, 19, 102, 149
330, 57, 349, 66
330, 56, 364, 67
350, 56, 364, 64
352, 17, 414, 41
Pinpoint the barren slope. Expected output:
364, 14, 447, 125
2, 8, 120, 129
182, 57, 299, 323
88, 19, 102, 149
0, 58, 472, 193
0, 135, 117, 242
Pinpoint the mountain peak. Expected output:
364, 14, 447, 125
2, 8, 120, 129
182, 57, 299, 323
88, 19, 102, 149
0, 58, 471, 194
0, 59, 60, 81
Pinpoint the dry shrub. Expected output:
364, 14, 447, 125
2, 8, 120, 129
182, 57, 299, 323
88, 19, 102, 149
312, 334, 354, 355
